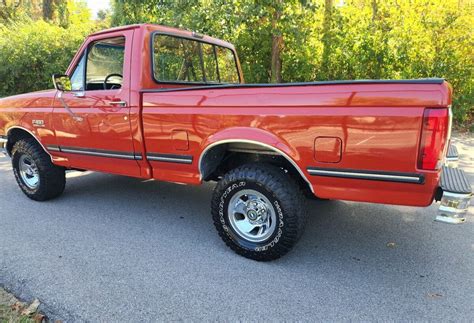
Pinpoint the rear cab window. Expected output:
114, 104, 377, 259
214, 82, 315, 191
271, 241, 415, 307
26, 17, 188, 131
152, 33, 240, 85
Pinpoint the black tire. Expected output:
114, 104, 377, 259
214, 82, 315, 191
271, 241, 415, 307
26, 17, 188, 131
211, 163, 307, 261
12, 138, 66, 201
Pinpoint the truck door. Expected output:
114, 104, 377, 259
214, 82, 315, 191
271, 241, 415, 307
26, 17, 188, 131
52, 29, 141, 177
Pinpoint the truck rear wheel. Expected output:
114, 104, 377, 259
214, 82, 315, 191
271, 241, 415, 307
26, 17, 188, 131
211, 163, 307, 261
11, 138, 65, 201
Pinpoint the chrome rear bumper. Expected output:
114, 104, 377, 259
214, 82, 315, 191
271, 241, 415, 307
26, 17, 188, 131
436, 165, 472, 224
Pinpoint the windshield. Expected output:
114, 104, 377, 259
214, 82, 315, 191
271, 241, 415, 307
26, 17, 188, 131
152, 34, 240, 84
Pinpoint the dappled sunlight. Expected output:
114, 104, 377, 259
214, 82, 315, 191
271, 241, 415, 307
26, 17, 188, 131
452, 132, 474, 173
0, 156, 11, 171
452, 132, 474, 214
66, 170, 94, 179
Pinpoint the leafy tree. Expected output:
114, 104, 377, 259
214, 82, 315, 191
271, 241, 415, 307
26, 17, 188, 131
0, 0, 471, 127
110, 0, 472, 126
0, 0, 29, 22
0, 1, 100, 97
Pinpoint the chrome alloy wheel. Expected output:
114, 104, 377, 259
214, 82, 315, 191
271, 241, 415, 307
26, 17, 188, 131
19, 154, 40, 189
228, 189, 277, 243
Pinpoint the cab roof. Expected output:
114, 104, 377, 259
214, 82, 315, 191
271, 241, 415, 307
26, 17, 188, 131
89, 24, 235, 50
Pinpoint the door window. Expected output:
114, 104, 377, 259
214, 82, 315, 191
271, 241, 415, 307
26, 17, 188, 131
85, 37, 125, 90
70, 53, 85, 91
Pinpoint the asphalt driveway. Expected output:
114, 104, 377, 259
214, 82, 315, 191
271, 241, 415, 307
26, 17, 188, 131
0, 134, 473, 321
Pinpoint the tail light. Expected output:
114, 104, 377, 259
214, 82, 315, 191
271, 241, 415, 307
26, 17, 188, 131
417, 108, 450, 170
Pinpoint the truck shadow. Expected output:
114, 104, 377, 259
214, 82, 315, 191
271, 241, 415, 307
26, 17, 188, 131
59, 170, 472, 274
2, 164, 473, 320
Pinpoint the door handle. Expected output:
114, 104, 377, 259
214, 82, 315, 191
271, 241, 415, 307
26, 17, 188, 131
108, 100, 127, 108
73, 92, 86, 98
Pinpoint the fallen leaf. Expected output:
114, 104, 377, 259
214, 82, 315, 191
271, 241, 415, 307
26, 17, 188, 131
34, 313, 46, 322
21, 299, 40, 316
386, 242, 397, 248
10, 301, 25, 312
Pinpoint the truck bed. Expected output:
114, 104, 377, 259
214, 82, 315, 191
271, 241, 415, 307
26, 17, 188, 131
139, 79, 452, 206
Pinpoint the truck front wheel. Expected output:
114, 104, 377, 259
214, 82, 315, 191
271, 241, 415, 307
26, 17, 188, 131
211, 163, 307, 261
11, 138, 65, 201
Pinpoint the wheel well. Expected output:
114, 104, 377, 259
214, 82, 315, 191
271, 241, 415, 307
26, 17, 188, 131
6, 128, 45, 156
200, 142, 314, 195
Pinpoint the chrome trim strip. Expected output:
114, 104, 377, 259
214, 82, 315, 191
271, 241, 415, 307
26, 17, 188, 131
447, 106, 453, 141
48, 145, 143, 160
46, 145, 61, 152
60, 147, 136, 160
147, 153, 193, 164
307, 167, 424, 184
441, 191, 473, 199
198, 139, 314, 193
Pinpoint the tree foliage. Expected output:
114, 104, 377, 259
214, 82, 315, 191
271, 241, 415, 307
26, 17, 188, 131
112, 0, 473, 127
0, 1, 471, 128
0, 1, 104, 97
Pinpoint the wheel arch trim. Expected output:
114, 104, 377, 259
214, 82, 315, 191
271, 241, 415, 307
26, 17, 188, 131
6, 126, 53, 160
198, 139, 314, 193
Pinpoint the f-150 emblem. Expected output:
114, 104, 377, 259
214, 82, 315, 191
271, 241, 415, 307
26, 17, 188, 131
32, 119, 45, 127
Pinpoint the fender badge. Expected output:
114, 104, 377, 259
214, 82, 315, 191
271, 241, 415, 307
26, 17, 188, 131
32, 120, 45, 127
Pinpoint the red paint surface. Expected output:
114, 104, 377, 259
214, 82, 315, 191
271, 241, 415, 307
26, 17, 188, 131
314, 137, 342, 163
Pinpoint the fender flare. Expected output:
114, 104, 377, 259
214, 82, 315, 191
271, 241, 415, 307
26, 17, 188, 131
6, 126, 53, 160
198, 127, 314, 193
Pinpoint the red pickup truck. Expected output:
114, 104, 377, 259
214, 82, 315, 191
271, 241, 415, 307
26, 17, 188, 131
0, 24, 471, 260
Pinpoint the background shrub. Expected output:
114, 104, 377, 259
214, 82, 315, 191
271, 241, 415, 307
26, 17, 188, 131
0, 0, 472, 128
0, 19, 94, 97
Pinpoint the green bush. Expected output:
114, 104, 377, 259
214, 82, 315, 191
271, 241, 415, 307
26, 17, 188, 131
111, 0, 473, 128
0, 19, 94, 97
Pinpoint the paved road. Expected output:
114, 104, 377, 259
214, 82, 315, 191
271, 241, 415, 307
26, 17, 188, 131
1, 135, 473, 322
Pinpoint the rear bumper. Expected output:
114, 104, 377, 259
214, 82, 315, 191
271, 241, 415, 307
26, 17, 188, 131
436, 165, 472, 224
0, 136, 7, 156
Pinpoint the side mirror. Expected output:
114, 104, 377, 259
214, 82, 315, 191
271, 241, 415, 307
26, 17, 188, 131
52, 74, 72, 92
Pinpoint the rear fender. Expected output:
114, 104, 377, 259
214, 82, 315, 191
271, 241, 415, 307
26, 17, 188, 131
199, 127, 313, 192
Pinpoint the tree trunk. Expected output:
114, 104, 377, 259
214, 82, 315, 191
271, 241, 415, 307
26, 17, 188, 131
55, 0, 68, 27
43, 0, 53, 20
371, 0, 382, 78
270, 2, 283, 83
0, 0, 23, 22
371, 0, 378, 22
321, 0, 333, 79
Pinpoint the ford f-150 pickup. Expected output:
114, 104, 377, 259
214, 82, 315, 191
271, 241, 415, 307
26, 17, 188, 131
0, 24, 471, 260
